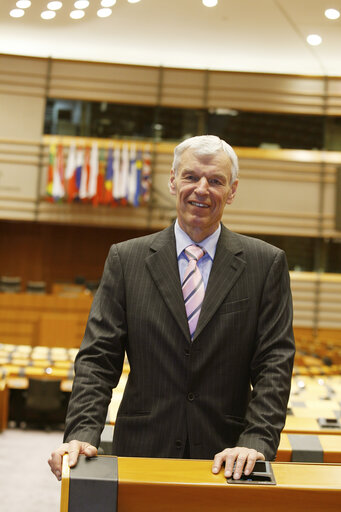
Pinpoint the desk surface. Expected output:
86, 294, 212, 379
61, 456, 341, 512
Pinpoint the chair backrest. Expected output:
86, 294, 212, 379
0, 276, 22, 293
26, 378, 63, 412
26, 281, 47, 294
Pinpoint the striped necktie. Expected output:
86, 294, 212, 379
182, 244, 205, 340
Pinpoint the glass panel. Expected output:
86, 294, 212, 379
207, 110, 325, 150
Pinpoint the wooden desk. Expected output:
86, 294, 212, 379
277, 433, 341, 463
61, 455, 341, 512
284, 416, 341, 435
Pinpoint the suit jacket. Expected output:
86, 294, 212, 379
64, 223, 295, 460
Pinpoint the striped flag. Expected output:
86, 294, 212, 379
141, 145, 151, 203
94, 148, 106, 205
88, 143, 99, 200
120, 143, 130, 204
49, 144, 65, 201
46, 144, 56, 201
112, 146, 120, 201
79, 146, 90, 200
74, 148, 84, 200
65, 143, 77, 202
128, 144, 137, 205
103, 148, 114, 204
134, 149, 143, 207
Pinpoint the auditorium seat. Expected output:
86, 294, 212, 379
26, 281, 47, 294
24, 377, 66, 428
85, 280, 100, 294
0, 276, 22, 293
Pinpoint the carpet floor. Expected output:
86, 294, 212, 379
0, 427, 63, 512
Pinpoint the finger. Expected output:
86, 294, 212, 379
82, 443, 98, 458
232, 453, 247, 480
211, 450, 226, 474
68, 441, 97, 466
48, 443, 70, 480
67, 441, 82, 467
241, 451, 258, 476
224, 449, 238, 478
244, 451, 265, 476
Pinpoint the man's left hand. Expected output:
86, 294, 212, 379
212, 447, 265, 480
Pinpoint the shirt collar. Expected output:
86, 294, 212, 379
174, 219, 221, 260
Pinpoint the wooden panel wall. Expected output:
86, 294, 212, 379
48, 60, 160, 105
207, 72, 326, 115
0, 220, 154, 291
0, 55, 48, 222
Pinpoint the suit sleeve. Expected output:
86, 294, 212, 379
237, 249, 295, 459
63, 245, 127, 447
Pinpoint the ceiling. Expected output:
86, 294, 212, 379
0, 0, 341, 76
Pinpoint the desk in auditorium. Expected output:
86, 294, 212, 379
61, 455, 341, 512
278, 433, 341, 463
284, 416, 341, 435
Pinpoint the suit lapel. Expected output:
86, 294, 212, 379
194, 226, 246, 340
145, 225, 190, 340
145, 224, 246, 342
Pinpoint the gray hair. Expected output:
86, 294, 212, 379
172, 135, 239, 184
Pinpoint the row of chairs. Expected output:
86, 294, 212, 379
293, 332, 341, 376
0, 276, 46, 294
0, 276, 100, 294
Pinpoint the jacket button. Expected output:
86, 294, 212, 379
184, 348, 190, 356
175, 440, 182, 448
187, 392, 195, 401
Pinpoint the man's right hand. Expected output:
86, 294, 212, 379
48, 440, 98, 481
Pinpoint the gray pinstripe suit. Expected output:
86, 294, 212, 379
64, 223, 295, 460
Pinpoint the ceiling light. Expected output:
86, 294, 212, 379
10, 8, 25, 17
70, 9, 85, 18
74, 0, 90, 8
41, 10, 56, 19
202, 0, 218, 7
16, 1, 31, 8
101, 0, 116, 6
306, 34, 322, 46
127, 0, 141, 3
325, 8, 340, 20
47, 1, 63, 10
97, 7, 112, 17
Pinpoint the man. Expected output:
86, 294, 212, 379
49, 135, 295, 481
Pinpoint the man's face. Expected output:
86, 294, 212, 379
169, 148, 238, 242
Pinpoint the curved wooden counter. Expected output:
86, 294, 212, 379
61, 455, 341, 512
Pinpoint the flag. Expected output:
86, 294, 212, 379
112, 146, 120, 201
46, 144, 56, 201
88, 143, 99, 200
134, 149, 143, 207
65, 143, 77, 202
79, 146, 90, 200
74, 148, 84, 200
128, 144, 137, 205
141, 145, 151, 203
94, 148, 106, 205
113, 146, 122, 201
51, 144, 65, 200
103, 148, 113, 204
119, 143, 130, 204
